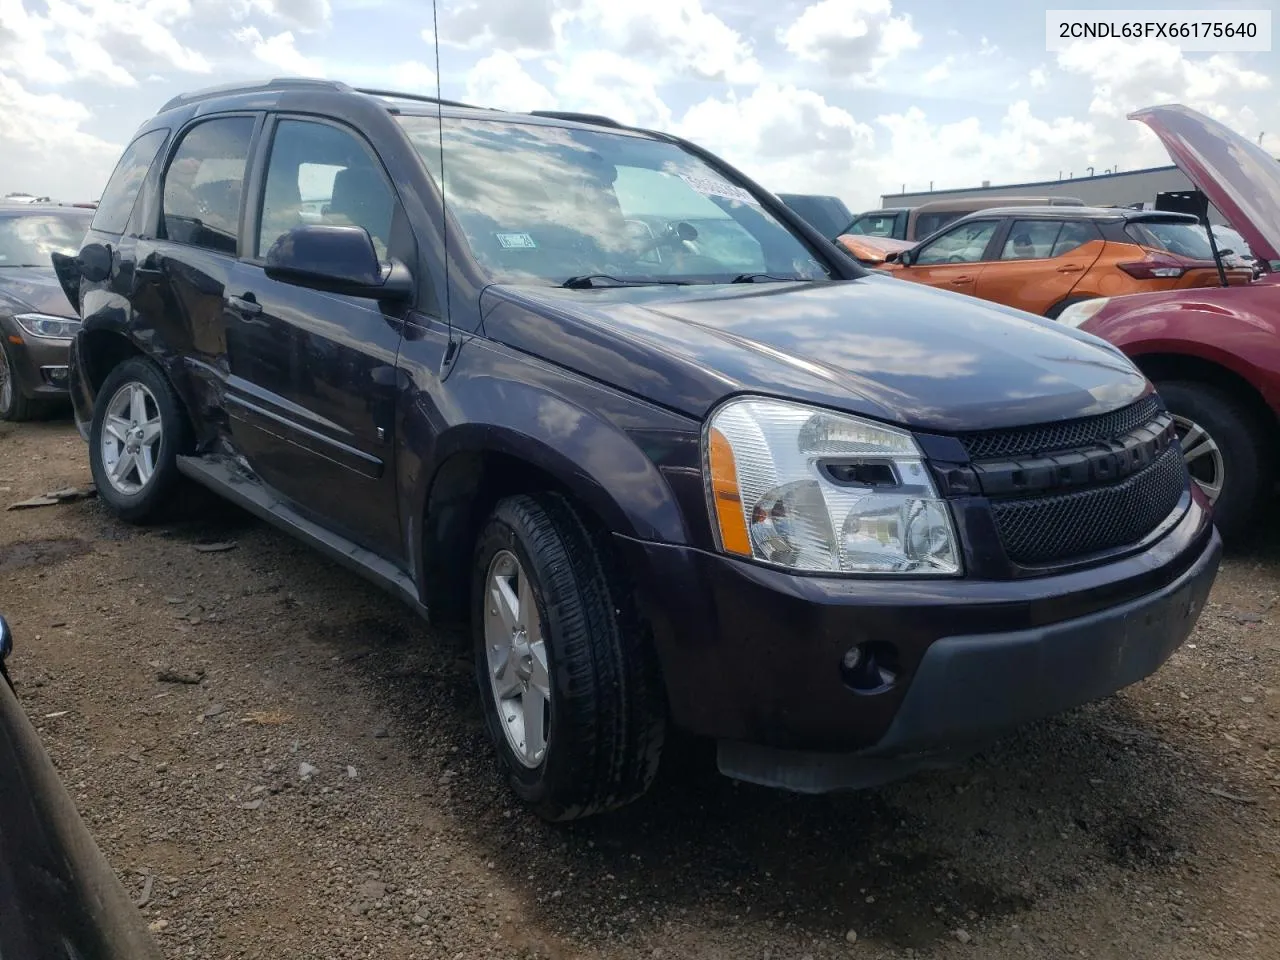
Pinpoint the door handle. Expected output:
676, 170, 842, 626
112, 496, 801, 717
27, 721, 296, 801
227, 293, 262, 316
950, 276, 973, 284
1056, 264, 1083, 273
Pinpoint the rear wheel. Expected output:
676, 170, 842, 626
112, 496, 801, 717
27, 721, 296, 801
89, 357, 193, 523
1156, 380, 1274, 543
472, 493, 666, 821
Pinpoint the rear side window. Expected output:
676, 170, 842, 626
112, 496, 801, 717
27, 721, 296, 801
847, 213, 898, 237
91, 129, 168, 236
1051, 220, 1098, 256
162, 117, 255, 256
1000, 220, 1061, 260
913, 212, 962, 238
1125, 221, 1214, 260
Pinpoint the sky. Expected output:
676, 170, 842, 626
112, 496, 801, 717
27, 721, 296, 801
1, 0, 1277, 210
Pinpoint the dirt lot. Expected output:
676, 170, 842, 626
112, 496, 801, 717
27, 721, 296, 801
1, 417, 1278, 960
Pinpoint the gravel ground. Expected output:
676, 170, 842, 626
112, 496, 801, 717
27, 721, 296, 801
2, 416, 1278, 960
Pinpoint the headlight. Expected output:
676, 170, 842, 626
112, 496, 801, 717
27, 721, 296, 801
705, 397, 961, 575
1056, 298, 1110, 329
13, 313, 81, 341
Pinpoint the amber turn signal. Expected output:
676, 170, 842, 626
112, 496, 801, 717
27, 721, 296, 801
708, 427, 751, 556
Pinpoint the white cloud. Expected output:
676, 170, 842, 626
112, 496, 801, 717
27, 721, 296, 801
437, 0, 559, 54
42, 0, 213, 85
779, 0, 920, 84
676, 83, 874, 197
0, 73, 121, 198
0, 0, 72, 83
1029, 66, 1047, 88
387, 60, 437, 93
247, 0, 331, 32
578, 0, 760, 84
464, 50, 554, 112
872, 101, 1095, 200
233, 26, 325, 76
922, 56, 952, 85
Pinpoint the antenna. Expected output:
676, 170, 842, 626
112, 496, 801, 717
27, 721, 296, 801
431, 0, 457, 370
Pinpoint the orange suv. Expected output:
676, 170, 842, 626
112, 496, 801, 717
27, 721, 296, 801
843, 205, 1253, 317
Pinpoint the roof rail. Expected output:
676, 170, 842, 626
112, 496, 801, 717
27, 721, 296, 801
527, 110, 624, 128
159, 78, 351, 113
354, 88, 488, 110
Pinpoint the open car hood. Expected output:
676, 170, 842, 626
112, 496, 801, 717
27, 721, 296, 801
1130, 103, 1280, 265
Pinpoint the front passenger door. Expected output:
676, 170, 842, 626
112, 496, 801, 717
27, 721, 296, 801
898, 219, 1000, 297
224, 116, 411, 561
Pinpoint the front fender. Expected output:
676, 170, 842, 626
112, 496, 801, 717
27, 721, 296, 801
397, 332, 704, 609
1084, 301, 1280, 413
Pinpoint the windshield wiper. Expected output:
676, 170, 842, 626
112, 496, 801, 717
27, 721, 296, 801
560, 274, 690, 289
730, 273, 816, 283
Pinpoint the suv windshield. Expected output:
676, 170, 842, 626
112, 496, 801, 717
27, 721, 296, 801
0, 212, 87, 267
396, 116, 830, 285
1126, 220, 1215, 259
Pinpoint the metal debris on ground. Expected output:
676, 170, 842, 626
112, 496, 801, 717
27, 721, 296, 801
6, 485, 97, 510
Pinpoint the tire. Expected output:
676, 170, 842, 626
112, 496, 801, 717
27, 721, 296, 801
471, 493, 666, 821
1044, 294, 1096, 320
1156, 380, 1274, 543
89, 356, 193, 524
0, 339, 40, 422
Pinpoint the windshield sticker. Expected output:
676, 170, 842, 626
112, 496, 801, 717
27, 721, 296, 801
679, 174, 759, 206
496, 232, 537, 250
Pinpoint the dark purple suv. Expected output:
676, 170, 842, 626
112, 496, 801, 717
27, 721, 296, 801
55, 79, 1220, 820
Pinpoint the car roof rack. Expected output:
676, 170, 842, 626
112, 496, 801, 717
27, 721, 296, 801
158, 77, 351, 113
527, 110, 624, 129
353, 88, 489, 110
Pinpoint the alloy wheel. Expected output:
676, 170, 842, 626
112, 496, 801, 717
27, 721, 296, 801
0, 345, 12, 415
100, 381, 163, 496
1174, 414, 1224, 505
483, 549, 551, 768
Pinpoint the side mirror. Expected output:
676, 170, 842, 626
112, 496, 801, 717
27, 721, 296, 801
77, 243, 112, 283
1218, 248, 1234, 258
0, 614, 12, 663
896, 248, 915, 266
264, 225, 413, 301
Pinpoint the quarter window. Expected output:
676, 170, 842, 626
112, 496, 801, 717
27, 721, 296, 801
913, 220, 998, 265
161, 117, 255, 256
91, 129, 168, 236
1051, 221, 1098, 257
258, 119, 396, 260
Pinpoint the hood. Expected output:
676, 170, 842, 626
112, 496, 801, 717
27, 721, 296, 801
835, 234, 916, 264
1131, 103, 1280, 265
0, 266, 78, 318
481, 276, 1148, 433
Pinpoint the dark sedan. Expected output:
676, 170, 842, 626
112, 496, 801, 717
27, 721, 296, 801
0, 204, 93, 420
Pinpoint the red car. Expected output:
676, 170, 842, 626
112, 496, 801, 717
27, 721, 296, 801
1057, 104, 1279, 541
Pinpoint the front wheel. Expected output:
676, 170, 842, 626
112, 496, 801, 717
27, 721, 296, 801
472, 493, 666, 821
1156, 380, 1274, 543
89, 356, 193, 523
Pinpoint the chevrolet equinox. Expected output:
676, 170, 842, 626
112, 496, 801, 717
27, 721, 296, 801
54, 79, 1222, 820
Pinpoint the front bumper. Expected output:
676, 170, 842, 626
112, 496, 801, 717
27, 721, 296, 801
1, 318, 72, 401
616, 492, 1220, 788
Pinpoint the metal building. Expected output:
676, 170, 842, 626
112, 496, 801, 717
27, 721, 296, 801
880, 165, 1237, 224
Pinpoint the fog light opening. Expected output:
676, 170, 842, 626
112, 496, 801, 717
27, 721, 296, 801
841, 641, 900, 695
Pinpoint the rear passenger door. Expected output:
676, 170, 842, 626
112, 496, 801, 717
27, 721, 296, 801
129, 115, 260, 423
973, 219, 1103, 316
224, 115, 410, 561
900, 219, 1000, 297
